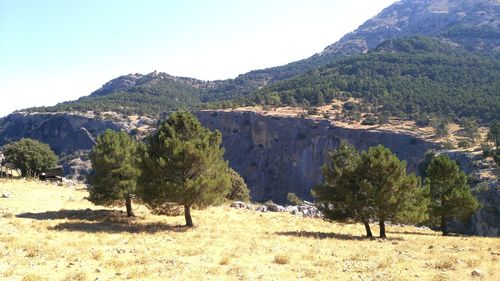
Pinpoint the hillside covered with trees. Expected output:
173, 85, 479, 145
243, 36, 500, 122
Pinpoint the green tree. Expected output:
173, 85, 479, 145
140, 111, 231, 227
226, 168, 251, 202
313, 142, 428, 238
87, 130, 141, 217
359, 145, 428, 238
313, 141, 374, 237
487, 121, 500, 150
426, 154, 481, 235
2, 138, 57, 177
287, 192, 303, 205
417, 150, 437, 179
462, 119, 480, 142
433, 120, 449, 139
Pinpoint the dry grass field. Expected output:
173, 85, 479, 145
0, 180, 499, 281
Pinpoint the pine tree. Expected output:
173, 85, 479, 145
487, 121, 500, 150
3, 138, 57, 177
87, 130, 141, 217
359, 145, 428, 238
140, 111, 231, 227
226, 168, 251, 202
426, 154, 481, 235
313, 142, 428, 238
313, 141, 374, 237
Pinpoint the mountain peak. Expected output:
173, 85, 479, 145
320, 0, 499, 57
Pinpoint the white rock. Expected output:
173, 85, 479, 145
230, 201, 246, 209
471, 269, 484, 278
1, 192, 11, 199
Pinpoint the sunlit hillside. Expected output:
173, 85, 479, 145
0, 180, 499, 281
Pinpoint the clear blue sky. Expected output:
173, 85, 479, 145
0, 0, 395, 117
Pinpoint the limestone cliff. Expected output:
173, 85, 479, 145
0, 112, 121, 154
196, 111, 439, 203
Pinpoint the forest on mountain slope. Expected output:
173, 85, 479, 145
26, 37, 500, 122
237, 37, 500, 122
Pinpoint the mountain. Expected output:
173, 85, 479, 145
29, 72, 205, 116
242, 0, 500, 85
247, 36, 500, 122
24, 0, 500, 119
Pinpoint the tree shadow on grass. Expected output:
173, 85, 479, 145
386, 230, 441, 237
17, 209, 126, 221
17, 208, 189, 234
387, 230, 472, 237
275, 230, 403, 241
50, 221, 188, 234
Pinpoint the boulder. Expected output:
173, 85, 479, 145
265, 202, 287, 212
256, 205, 268, 212
1, 192, 11, 199
230, 201, 246, 209
471, 269, 484, 278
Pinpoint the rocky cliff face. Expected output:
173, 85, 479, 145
196, 111, 500, 236
320, 0, 500, 56
196, 111, 439, 203
0, 113, 121, 154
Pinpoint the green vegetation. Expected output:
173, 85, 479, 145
313, 141, 428, 238
287, 192, 303, 205
139, 111, 231, 227
227, 168, 251, 202
23, 37, 499, 124
244, 37, 500, 122
487, 121, 500, 150
426, 154, 481, 235
30, 74, 203, 116
87, 130, 142, 217
2, 138, 57, 177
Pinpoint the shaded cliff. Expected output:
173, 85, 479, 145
196, 111, 439, 203
0, 113, 121, 154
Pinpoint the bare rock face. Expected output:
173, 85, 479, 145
196, 111, 438, 203
0, 112, 121, 154
320, 0, 500, 57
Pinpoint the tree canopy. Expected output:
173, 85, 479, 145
313, 141, 428, 238
87, 130, 142, 217
426, 154, 480, 235
140, 111, 231, 226
2, 138, 58, 177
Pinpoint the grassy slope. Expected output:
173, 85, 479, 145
0, 180, 499, 281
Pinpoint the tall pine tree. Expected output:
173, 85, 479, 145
426, 154, 480, 235
87, 130, 141, 217
140, 111, 231, 227
359, 145, 428, 238
313, 141, 374, 237
314, 142, 428, 238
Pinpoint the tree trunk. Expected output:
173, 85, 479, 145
184, 205, 194, 227
125, 195, 134, 217
379, 219, 386, 238
441, 216, 448, 236
362, 220, 373, 237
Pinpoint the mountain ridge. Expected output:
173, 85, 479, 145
21, 0, 500, 121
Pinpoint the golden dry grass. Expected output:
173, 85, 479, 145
1, 180, 499, 280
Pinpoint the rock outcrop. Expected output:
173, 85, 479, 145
0, 112, 121, 154
196, 111, 438, 204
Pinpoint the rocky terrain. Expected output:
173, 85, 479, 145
0, 112, 121, 154
195, 111, 438, 203
320, 0, 500, 56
